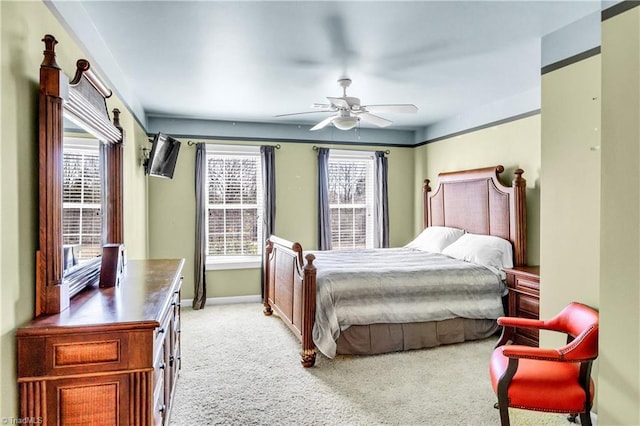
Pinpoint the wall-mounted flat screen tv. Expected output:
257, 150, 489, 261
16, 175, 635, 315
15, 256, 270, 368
146, 133, 181, 179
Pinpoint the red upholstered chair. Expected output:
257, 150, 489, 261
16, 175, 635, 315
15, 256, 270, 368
489, 302, 599, 426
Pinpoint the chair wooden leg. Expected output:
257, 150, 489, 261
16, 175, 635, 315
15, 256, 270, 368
496, 358, 518, 426
579, 412, 592, 426
497, 399, 510, 426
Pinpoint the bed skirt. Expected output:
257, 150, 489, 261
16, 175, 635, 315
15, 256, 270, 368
335, 318, 499, 356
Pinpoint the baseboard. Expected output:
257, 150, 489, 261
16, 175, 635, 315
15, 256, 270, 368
181, 294, 262, 306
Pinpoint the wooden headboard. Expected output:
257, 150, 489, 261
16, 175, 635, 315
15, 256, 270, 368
423, 165, 527, 266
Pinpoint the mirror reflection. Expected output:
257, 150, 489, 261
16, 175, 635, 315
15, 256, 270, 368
62, 132, 102, 273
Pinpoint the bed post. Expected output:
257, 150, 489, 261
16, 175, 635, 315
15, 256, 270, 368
512, 169, 527, 266
423, 179, 432, 229
301, 254, 317, 367
263, 239, 273, 316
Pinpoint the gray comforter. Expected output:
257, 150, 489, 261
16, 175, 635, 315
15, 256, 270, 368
310, 247, 505, 358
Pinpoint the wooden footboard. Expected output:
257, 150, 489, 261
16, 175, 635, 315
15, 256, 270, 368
263, 236, 317, 367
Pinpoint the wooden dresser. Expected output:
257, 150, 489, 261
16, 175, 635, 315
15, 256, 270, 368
504, 265, 540, 347
17, 259, 184, 425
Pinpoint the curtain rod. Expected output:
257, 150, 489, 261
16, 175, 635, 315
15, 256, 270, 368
187, 140, 281, 149
312, 145, 390, 155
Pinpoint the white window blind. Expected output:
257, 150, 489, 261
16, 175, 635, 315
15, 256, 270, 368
206, 145, 263, 266
62, 138, 102, 262
328, 150, 375, 250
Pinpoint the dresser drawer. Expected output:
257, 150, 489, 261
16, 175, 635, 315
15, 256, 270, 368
153, 373, 166, 425
515, 330, 539, 347
39, 332, 129, 377
515, 292, 539, 318
514, 276, 539, 293
155, 308, 172, 349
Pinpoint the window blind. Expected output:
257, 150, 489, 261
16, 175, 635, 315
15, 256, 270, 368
328, 152, 374, 250
206, 147, 263, 258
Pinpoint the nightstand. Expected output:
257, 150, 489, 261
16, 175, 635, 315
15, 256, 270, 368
504, 265, 540, 347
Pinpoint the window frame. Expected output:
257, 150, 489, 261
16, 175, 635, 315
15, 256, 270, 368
204, 144, 263, 270
327, 149, 376, 250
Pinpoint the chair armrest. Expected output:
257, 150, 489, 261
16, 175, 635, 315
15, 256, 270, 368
497, 317, 545, 329
501, 345, 562, 361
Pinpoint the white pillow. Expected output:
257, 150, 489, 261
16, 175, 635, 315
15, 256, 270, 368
405, 226, 465, 253
441, 233, 514, 276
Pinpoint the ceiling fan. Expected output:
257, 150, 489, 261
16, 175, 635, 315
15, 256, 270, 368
275, 78, 418, 131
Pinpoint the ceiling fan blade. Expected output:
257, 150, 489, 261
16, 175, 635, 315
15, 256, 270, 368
312, 103, 332, 109
310, 115, 336, 131
362, 104, 418, 114
358, 112, 392, 128
327, 97, 350, 109
274, 110, 331, 118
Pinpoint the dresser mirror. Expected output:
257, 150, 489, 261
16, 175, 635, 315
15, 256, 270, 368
37, 34, 124, 315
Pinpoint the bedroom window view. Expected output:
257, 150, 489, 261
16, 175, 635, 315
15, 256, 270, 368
62, 137, 102, 266
328, 153, 375, 250
206, 146, 263, 263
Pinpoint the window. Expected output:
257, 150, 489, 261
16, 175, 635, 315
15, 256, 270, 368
328, 150, 375, 250
206, 145, 263, 269
62, 137, 102, 264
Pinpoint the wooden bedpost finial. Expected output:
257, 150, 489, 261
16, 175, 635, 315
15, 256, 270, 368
513, 168, 526, 187
41, 35, 60, 68
304, 253, 316, 270
423, 179, 431, 193
423, 179, 432, 229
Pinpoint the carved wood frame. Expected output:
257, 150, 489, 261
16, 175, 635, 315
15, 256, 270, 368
36, 34, 124, 316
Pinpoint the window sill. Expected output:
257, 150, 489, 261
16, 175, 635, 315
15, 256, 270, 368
206, 257, 261, 271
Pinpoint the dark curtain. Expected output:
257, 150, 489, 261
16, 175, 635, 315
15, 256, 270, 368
260, 145, 276, 300
317, 148, 332, 250
193, 143, 207, 309
374, 151, 389, 248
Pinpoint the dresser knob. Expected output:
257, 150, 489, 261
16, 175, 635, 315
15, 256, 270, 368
159, 362, 166, 370
157, 327, 165, 334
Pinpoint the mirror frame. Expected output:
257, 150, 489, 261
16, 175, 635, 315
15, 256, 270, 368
36, 35, 124, 316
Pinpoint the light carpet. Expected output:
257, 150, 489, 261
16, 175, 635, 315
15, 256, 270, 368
169, 303, 573, 426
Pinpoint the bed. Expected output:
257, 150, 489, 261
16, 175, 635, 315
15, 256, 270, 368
263, 165, 527, 367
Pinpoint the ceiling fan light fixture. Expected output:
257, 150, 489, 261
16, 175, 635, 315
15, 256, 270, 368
332, 115, 359, 130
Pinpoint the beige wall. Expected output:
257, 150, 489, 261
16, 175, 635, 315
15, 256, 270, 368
0, 1, 149, 417
540, 53, 601, 411
149, 140, 415, 299
123, 123, 151, 257
413, 115, 541, 266
540, 54, 601, 324
600, 7, 640, 425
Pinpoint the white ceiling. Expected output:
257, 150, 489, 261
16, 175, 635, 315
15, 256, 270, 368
54, 1, 602, 132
